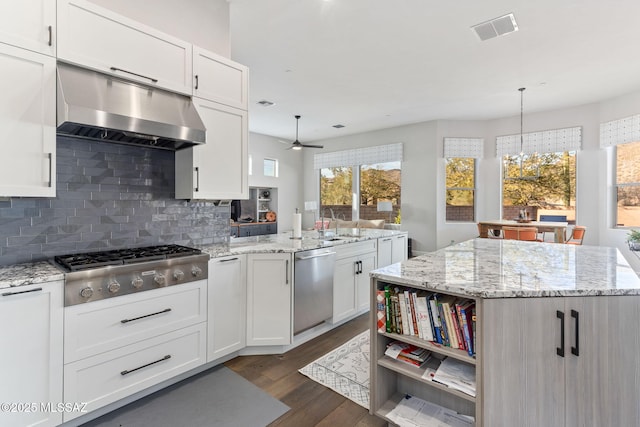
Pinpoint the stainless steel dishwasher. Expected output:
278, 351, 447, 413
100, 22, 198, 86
294, 247, 336, 335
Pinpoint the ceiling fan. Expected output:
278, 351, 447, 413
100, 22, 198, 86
285, 115, 324, 150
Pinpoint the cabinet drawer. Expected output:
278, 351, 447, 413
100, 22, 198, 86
334, 239, 377, 259
63, 323, 206, 421
65, 280, 206, 362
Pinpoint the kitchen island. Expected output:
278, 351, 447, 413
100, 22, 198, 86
369, 238, 640, 427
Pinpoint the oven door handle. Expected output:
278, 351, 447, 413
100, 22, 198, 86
121, 308, 172, 324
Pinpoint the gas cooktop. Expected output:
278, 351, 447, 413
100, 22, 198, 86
55, 244, 202, 272
56, 245, 209, 306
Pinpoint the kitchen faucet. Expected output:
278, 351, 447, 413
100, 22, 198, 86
318, 208, 335, 237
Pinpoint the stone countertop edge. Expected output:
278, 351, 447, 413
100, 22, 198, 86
199, 228, 406, 258
0, 261, 64, 290
369, 238, 640, 299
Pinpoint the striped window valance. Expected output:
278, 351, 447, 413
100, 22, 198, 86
496, 126, 582, 157
313, 143, 403, 169
443, 137, 484, 158
600, 114, 640, 147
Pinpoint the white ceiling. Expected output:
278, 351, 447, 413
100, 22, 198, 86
229, 0, 640, 143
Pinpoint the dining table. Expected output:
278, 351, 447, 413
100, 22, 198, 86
478, 219, 568, 243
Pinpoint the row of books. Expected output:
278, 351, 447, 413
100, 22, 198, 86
376, 286, 476, 357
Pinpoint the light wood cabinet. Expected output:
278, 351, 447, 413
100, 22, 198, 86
246, 253, 292, 346
208, 255, 246, 361
175, 98, 248, 200
57, 0, 193, 94
0, 43, 56, 197
333, 240, 377, 323
0, 282, 63, 427
193, 46, 248, 109
483, 295, 640, 427
0, 0, 56, 56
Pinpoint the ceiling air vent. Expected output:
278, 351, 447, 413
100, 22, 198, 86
471, 13, 518, 41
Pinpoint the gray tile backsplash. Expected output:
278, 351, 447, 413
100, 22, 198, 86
0, 137, 230, 266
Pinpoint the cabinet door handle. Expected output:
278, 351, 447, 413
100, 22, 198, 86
110, 67, 158, 83
382, 238, 392, 242
194, 74, 199, 90
354, 261, 359, 275
359, 260, 363, 274
219, 257, 239, 263
121, 355, 171, 376
48, 25, 52, 46
121, 308, 171, 324
47, 153, 53, 187
285, 259, 289, 284
571, 309, 579, 356
2, 287, 42, 297
556, 310, 565, 357
194, 167, 199, 192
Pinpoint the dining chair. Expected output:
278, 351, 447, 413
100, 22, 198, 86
565, 226, 586, 245
503, 226, 540, 241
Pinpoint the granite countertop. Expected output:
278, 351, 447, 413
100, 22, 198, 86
199, 228, 406, 258
0, 261, 64, 290
370, 238, 640, 298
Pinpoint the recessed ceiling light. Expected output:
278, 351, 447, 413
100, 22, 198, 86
333, 124, 345, 129
257, 100, 275, 106
471, 13, 519, 41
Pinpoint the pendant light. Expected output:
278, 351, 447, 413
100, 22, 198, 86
519, 87, 525, 158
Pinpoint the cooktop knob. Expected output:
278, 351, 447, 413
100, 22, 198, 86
131, 277, 144, 289
173, 270, 185, 281
80, 287, 94, 299
107, 281, 121, 294
154, 274, 166, 287
191, 266, 202, 277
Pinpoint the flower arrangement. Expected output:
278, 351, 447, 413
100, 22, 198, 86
627, 229, 640, 250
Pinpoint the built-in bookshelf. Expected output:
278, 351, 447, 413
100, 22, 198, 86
371, 280, 479, 426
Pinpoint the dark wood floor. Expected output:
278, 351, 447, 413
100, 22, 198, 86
225, 314, 386, 427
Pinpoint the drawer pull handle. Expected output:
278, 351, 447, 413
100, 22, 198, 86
48, 25, 52, 46
571, 309, 580, 356
121, 355, 171, 376
2, 287, 43, 297
121, 308, 171, 324
194, 74, 199, 90
556, 310, 565, 357
109, 67, 159, 83
194, 167, 199, 192
219, 257, 239, 263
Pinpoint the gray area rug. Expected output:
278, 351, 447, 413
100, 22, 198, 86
298, 330, 370, 409
82, 366, 289, 427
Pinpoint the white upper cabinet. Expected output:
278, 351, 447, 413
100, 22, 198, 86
0, 43, 56, 197
175, 99, 249, 200
57, 0, 192, 94
193, 46, 248, 110
0, 0, 56, 56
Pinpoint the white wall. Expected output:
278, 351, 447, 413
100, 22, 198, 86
88, 0, 230, 57
248, 133, 304, 232
300, 89, 640, 270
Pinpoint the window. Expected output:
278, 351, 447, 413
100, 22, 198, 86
446, 158, 476, 222
616, 141, 640, 227
502, 151, 576, 221
263, 158, 278, 177
320, 167, 353, 220
360, 161, 401, 223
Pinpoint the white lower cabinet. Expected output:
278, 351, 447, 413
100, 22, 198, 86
246, 253, 292, 346
377, 233, 408, 268
62, 282, 207, 422
63, 323, 206, 422
0, 43, 56, 197
333, 240, 377, 323
0, 282, 63, 427
208, 255, 246, 361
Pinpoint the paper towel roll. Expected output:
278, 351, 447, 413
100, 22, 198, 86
292, 212, 302, 239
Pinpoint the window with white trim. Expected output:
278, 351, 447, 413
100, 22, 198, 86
263, 158, 278, 177
615, 141, 640, 227
444, 138, 482, 222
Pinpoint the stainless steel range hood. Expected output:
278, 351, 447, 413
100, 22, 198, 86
56, 63, 206, 150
